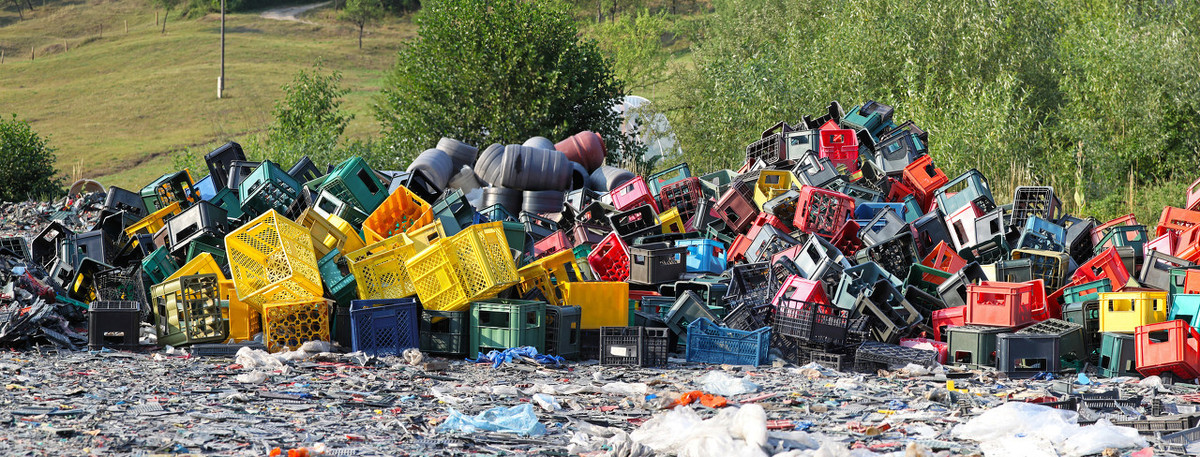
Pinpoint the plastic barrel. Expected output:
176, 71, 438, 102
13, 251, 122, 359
556, 131, 606, 173
476, 145, 572, 191
588, 166, 635, 192
570, 162, 589, 191
481, 187, 522, 216
523, 136, 556, 151
522, 190, 566, 214
448, 165, 482, 193
407, 148, 454, 189
437, 137, 479, 171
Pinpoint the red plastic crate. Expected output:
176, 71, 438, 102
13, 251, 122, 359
885, 177, 917, 205
1136, 320, 1200, 380
586, 232, 630, 282
817, 120, 859, 174
830, 220, 863, 257
1189, 177, 1200, 211
1072, 247, 1131, 290
714, 182, 759, 233
902, 154, 948, 203
793, 186, 855, 239
965, 280, 1047, 328
1147, 232, 1178, 257
932, 306, 966, 342
753, 212, 793, 233
1091, 214, 1138, 245
727, 234, 753, 264
1158, 207, 1200, 237
533, 231, 571, 259
610, 177, 660, 213
771, 275, 830, 306
922, 241, 967, 277
1177, 225, 1200, 263
659, 177, 703, 222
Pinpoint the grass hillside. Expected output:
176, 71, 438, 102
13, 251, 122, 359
0, 0, 414, 189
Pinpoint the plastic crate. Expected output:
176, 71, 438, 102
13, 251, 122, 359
610, 176, 660, 213
586, 232, 631, 282
752, 170, 799, 209
165, 200, 230, 256
562, 282, 628, 329
1098, 332, 1138, 378
261, 298, 331, 353
209, 187, 244, 221
832, 261, 900, 311
1095, 225, 1149, 261
901, 154, 948, 204
142, 169, 201, 211
88, 300, 141, 350
996, 332, 1063, 378
545, 305, 582, 359
1098, 290, 1168, 333
855, 341, 938, 370
674, 238, 726, 275
1178, 225, 1200, 263
1009, 186, 1062, 230
793, 186, 855, 240
204, 141, 246, 192
685, 318, 770, 366
932, 306, 966, 342
1016, 216, 1066, 252
608, 204, 661, 242
946, 325, 1008, 368
420, 309, 468, 356
664, 291, 722, 337
348, 236, 417, 301
599, 326, 669, 367
297, 208, 357, 261
1011, 249, 1070, 291
312, 189, 370, 229
853, 281, 924, 344
659, 177, 705, 224
316, 156, 388, 216
714, 180, 759, 234
469, 299, 546, 354
1091, 213, 1139, 245
151, 274, 227, 347
1159, 425, 1200, 453
350, 298, 420, 357
628, 245, 688, 285
165, 252, 224, 283
965, 280, 1047, 327
817, 122, 859, 174
1170, 295, 1200, 330
105, 185, 150, 223
1135, 319, 1200, 379
362, 185, 433, 243
934, 169, 993, 217
190, 341, 267, 357
1063, 300, 1101, 359
1146, 231, 1178, 257
0, 236, 31, 260
1112, 416, 1194, 434
910, 211, 952, 258
861, 232, 916, 280
219, 279, 260, 343
723, 302, 774, 332
238, 161, 302, 219
225, 210, 323, 307
1017, 318, 1087, 367
1157, 206, 1200, 237
409, 222, 519, 312
1139, 250, 1192, 291
94, 266, 147, 305
533, 231, 571, 259
774, 297, 852, 346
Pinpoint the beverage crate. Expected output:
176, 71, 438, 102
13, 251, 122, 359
563, 282, 629, 329
1112, 416, 1195, 435
608, 204, 662, 242
832, 261, 899, 310
219, 279, 260, 344
774, 297, 853, 346
105, 185, 150, 223
686, 318, 771, 366
838, 182, 884, 207
1099, 332, 1138, 378
640, 295, 676, 319
1136, 319, 1200, 380
141, 169, 200, 211
1179, 225, 1200, 263
859, 207, 909, 246
350, 298, 420, 357
854, 341, 938, 371
532, 231, 571, 259
1170, 267, 1200, 296
204, 141, 246, 192
910, 211, 952, 258
1016, 216, 1066, 252
165, 201, 230, 258
676, 238, 726, 275
1064, 278, 1113, 305
664, 291, 722, 337
1146, 231, 1178, 257
817, 121, 859, 173
944, 203, 982, 252
627, 244, 688, 286
1091, 213, 1139, 245
316, 156, 389, 216
793, 186, 855, 239
905, 264, 950, 295
1170, 294, 1200, 329
225, 210, 323, 307
570, 222, 609, 247
165, 252, 224, 283
1140, 250, 1192, 291
932, 305, 966, 341
647, 163, 691, 197
587, 232, 631, 282
420, 309, 468, 356
1011, 249, 1070, 291
296, 208, 355, 261
95, 265, 148, 306
1016, 318, 1087, 370
209, 187, 244, 221
1064, 300, 1101, 361
1095, 225, 1149, 262
599, 326, 669, 368
658, 207, 685, 234
772, 275, 830, 306
723, 302, 774, 332
312, 189, 370, 229
186, 241, 227, 270
745, 224, 801, 264
947, 325, 1008, 368
987, 257, 1032, 284
752, 170, 799, 209
388, 169, 442, 204
997, 332, 1064, 378
520, 212, 559, 242
762, 189, 800, 227
860, 232, 915, 280
362, 185, 434, 243
0, 236, 31, 261
238, 161, 303, 219
546, 305, 582, 359
88, 300, 141, 350
1009, 186, 1062, 230
610, 177, 660, 213
714, 180, 759, 233
151, 274, 227, 347
901, 154, 948, 205
1157, 206, 1200, 237
415, 222, 519, 311
966, 280, 1047, 327
1098, 290, 1168, 333
725, 262, 774, 309
261, 298, 331, 353
745, 122, 798, 165
904, 285, 948, 320
853, 281, 924, 344
934, 169, 993, 217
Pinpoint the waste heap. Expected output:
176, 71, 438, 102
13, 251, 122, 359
4, 100, 1200, 455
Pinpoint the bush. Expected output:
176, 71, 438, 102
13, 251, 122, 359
374, 0, 636, 168
0, 115, 62, 202
261, 65, 355, 168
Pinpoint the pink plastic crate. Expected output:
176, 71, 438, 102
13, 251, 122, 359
901, 337, 948, 364
1146, 232, 1178, 257
610, 177, 660, 213
771, 275, 830, 306
932, 306, 966, 342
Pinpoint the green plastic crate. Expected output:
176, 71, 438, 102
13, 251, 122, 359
421, 309, 469, 355
209, 187, 244, 220
1098, 332, 1138, 378
186, 241, 227, 268
946, 325, 1009, 368
469, 299, 546, 354
238, 160, 302, 218
905, 264, 950, 296
141, 246, 179, 285
315, 156, 388, 215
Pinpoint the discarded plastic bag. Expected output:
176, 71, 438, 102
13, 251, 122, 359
1059, 419, 1147, 457
438, 403, 545, 436
698, 371, 759, 396
629, 405, 769, 457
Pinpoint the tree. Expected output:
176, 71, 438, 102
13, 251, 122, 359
0, 115, 62, 202
8, 0, 23, 20
153, 0, 181, 33
375, 0, 635, 168
593, 9, 673, 93
341, 0, 383, 50
263, 64, 355, 167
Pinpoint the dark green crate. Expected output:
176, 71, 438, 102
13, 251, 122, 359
420, 309, 469, 356
470, 299, 546, 354
946, 325, 1009, 368
186, 241, 227, 268
316, 157, 388, 215
141, 246, 179, 285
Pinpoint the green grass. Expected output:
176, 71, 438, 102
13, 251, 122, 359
0, 0, 413, 189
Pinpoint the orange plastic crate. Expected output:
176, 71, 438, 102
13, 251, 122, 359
1157, 207, 1200, 237
902, 154, 948, 200
362, 185, 433, 244
965, 280, 1046, 328
922, 241, 967, 278
1136, 320, 1200, 379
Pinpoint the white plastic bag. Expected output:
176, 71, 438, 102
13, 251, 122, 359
698, 371, 760, 396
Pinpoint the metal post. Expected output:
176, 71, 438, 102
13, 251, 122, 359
218, 0, 225, 99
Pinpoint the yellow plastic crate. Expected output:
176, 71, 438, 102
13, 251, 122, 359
362, 185, 433, 243
517, 250, 586, 306
406, 219, 447, 252
151, 274, 227, 347
753, 170, 800, 209
517, 263, 559, 305
261, 298, 330, 352
407, 242, 471, 311
166, 253, 226, 282
1099, 290, 1169, 333
219, 279, 261, 342
297, 208, 352, 261
562, 282, 629, 329
659, 207, 685, 234
532, 250, 586, 285
348, 235, 419, 300
224, 210, 323, 307
124, 201, 182, 237
445, 222, 519, 299
326, 213, 366, 255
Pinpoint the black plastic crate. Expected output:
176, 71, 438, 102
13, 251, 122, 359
745, 122, 802, 165
204, 141, 247, 192
774, 297, 852, 346
165, 200, 230, 257
664, 291, 722, 336
104, 186, 148, 223
0, 236, 30, 260
419, 309, 468, 356
88, 300, 142, 350
74, 229, 114, 265
854, 341, 938, 371
806, 350, 852, 371
288, 156, 323, 184
599, 326, 669, 368
936, 262, 986, 309
853, 280, 924, 344
792, 152, 842, 189
570, 222, 609, 246
546, 305, 582, 360
910, 211, 952, 258
608, 204, 662, 243
628, 245, 688, 285
520, 211, 559, 241
746, 225, 801, 264
1010, 186, 1062, 230
1016, 318, 1087, 369
580, 328, 601, 360
1140, 250, 1193, 292
861, 232, 915, 280
388, 169, 442, 205
94, 266, 148, 310
723, 303, 774, 332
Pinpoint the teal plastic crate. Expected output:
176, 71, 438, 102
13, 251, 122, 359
946, 325, 1008, 368
208, 187, 244, 220
470, 299, 546, 354
315, 157, 388, 215
141, 246, 179, 285
1169, 294, 1200, 330
1098, 332, 1138, 378
238, 160, 303, 218
1063, 278, 1112, 305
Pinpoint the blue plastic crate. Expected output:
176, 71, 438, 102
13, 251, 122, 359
350, 298, 420, 356
686, 318, 771, 366
676, 238, 727, 274
1017, 215, 1066, 251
